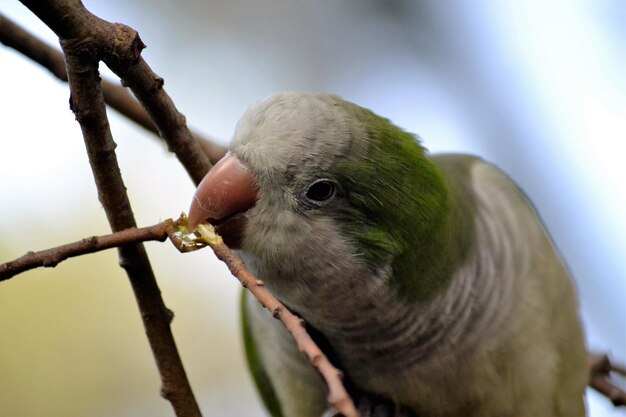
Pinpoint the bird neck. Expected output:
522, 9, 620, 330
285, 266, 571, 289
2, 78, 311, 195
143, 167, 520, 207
283, 165, 517, 385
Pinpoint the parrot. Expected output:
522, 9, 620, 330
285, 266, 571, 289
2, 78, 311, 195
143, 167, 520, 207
187, 92, 588, 417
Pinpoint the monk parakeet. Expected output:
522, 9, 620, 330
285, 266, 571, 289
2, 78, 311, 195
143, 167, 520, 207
188, 93, 588, 417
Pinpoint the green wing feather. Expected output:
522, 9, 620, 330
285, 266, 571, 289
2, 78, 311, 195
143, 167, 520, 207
240, 290, 284, 417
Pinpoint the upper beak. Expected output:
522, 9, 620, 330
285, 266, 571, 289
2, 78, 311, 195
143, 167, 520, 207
188, 154, 259, 247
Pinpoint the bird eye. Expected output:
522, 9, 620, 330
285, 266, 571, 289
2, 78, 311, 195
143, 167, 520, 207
303, 179, 337, 205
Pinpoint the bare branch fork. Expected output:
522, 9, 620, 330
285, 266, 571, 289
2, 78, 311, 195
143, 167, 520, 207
588, 353, 626, 407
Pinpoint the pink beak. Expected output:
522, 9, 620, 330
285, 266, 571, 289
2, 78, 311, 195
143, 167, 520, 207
188, 154, 259, 248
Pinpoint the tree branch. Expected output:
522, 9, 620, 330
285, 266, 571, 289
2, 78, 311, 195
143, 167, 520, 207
0, 220, 176, 282
16, 1, 203, 415
0, 10, 224, 182
588, 353, 626, 407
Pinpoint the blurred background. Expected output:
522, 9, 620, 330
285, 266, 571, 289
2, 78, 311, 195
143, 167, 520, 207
0, 1, 624, 416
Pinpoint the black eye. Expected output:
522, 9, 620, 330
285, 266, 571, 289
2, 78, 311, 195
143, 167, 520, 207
303, 179, 337, 205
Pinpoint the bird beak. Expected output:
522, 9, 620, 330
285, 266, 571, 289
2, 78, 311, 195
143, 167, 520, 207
188, 154, 259, 248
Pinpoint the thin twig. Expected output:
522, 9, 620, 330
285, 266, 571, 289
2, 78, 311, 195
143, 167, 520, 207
192, 223, 359, 417
0, 11, 225, 177
0, 220, 176, 282
588, 353, 626, 407
16, 1, 203, 415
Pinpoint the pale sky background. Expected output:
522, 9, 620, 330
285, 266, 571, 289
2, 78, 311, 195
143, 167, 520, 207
0, 1, 624, 416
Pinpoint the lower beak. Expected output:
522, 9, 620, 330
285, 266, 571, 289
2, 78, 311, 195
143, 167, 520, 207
188, 154, 258, 248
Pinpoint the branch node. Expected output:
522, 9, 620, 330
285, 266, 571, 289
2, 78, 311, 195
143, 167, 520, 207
42, 255, 61, 268
118, 257, 132, 271
153, 76, 164, 90
102, 23, 145, 71
588, 352, 626, 407
311, 354, 323, 367
160, 385, 175, 401
165, 307, 175, 324
83, 236, 98, 246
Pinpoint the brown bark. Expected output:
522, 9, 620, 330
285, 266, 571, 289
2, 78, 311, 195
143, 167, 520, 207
16, 1, 203, 415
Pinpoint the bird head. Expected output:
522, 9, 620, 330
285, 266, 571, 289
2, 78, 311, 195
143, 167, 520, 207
188, 92, 455, 302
